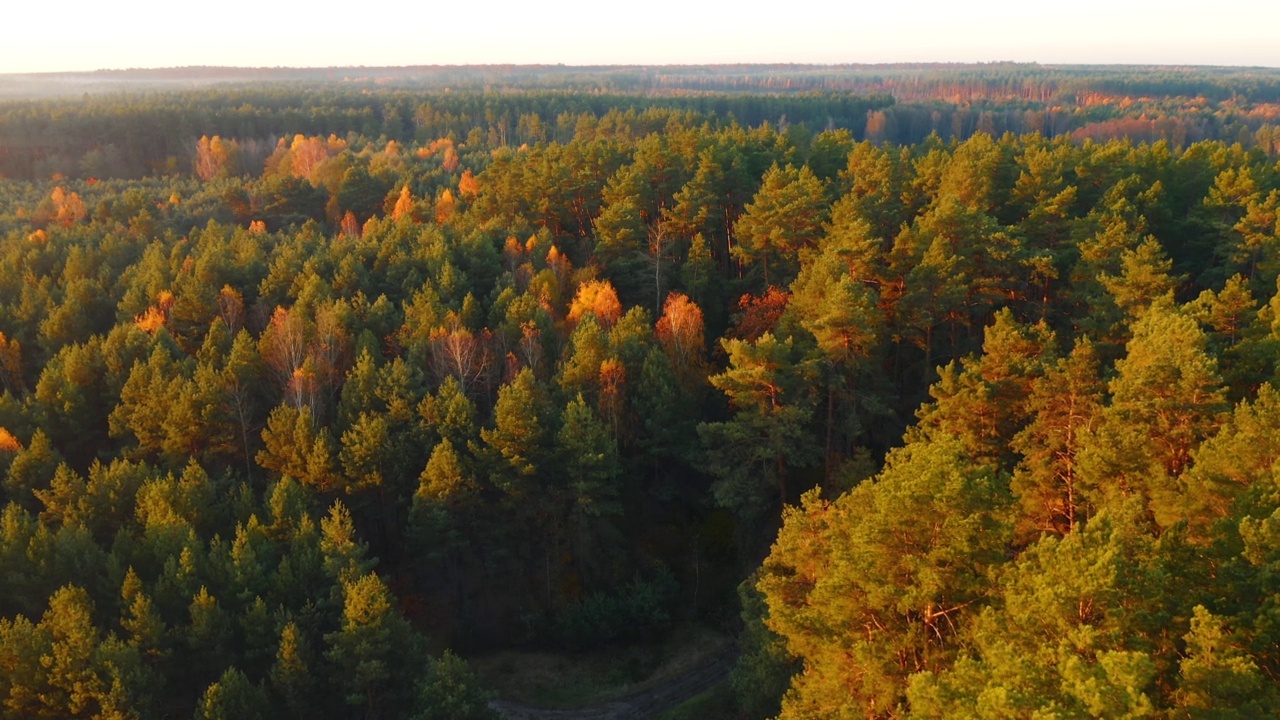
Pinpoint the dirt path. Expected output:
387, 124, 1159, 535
490, 643, 736, 720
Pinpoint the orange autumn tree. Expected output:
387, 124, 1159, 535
546, 245, 572, 285
48, 187, 88, 227
134, 290, 175, 335
656, 292, 707, 390
0, 427, 20, 453
435, 189, 457, 225
428, 314, 495, 396
567, 280, 623, 328
217, 285, 246, 333
502, 236, 525, 273
730, 287, 790, 341
194, 135, 241, 181
266, 134, 348, 183
442, 146, 460, 173
458, 169, 480, 199
392, 186, 416, 222
421, 137, 453, 158
340, 211, 360, 237
260, 304, 351, 418
598, 356, 627, 436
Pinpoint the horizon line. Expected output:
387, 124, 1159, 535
6, 60, 1280, 78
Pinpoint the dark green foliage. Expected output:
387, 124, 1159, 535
729, 574, 798, 720
194, 667, 268, 720
325, 572, 423, 717
699, 333, 820, 519
411, 651, 498, 720
533, 569, 678, 651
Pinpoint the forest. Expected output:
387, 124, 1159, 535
0, 64, 1279, 719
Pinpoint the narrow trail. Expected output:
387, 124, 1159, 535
490, 643, 737, 720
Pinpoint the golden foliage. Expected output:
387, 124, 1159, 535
134, 289, 176, 334
218, 285, 245, 331
50, 186, 87, 227
546, 244, 572, 276
503, 236, 525, 270
600, 357, 626, 388
392, 186, 415, 222
135, 306, 166, 334
435, 189, 456, 225
341, 211, 360, 237
458, 169, 480, 198
657, 293, 705, 352
442, 146, 460, 174
27, 229, 47, 244
287, 363, 320, 412
289, 135, 329, 181
568, 279, 623, 327
194, 135, 241, 181
0, 427, 21, 453
424, 138, 453, 157
657, 292, 708, 387
275, 134, 348, 183
427, 317, 494, 392
599, 357, 627, 425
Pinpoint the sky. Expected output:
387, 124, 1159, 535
1, 0, 1278, 73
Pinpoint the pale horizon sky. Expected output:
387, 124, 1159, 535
2, 0, 1278, 74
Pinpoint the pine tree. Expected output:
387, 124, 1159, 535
699, 333, 819, 519
119, 567, 168, 664
411, 651, 498, 720
324, 572, 419, 718
1078, 301, 1229, 526
759, 439, 1012, 718
733, 164, 828, 286
1172, 607, 1275, 717
194, 667, 268, 720
270, 621, 316, 718
319, 500, 375, 586
556, 394, 622, 575
907, 503, 1187, 719
1010, 338, 1105, 538
480, 368, 551, 497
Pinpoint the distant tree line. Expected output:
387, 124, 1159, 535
5, 64, 1280, 182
